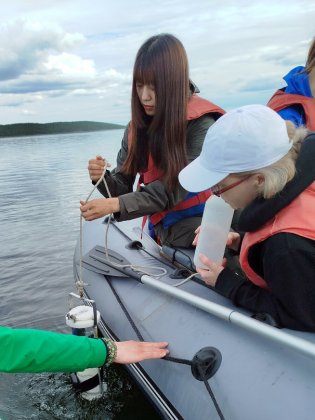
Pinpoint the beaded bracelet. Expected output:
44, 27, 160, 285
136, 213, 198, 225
102, 338, 117, 366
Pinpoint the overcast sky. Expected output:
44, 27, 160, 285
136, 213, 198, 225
0, 0, 314, 125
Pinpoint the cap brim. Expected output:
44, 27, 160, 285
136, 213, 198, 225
179, 157, 227, 193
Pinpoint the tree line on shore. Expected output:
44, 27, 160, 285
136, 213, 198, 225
0, 121, 125, 138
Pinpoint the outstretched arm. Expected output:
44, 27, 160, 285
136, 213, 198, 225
0, 327, 169, 373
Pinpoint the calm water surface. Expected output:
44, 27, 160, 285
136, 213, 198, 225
0, 130, 159, 419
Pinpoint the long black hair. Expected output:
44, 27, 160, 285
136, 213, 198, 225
122, 34, 190, 189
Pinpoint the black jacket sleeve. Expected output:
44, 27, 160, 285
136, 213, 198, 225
215, 233, 315, 331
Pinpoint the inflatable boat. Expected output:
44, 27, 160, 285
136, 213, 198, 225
73, 216, 315, 420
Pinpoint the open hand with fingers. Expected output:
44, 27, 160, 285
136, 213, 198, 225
114, 341, 169, 364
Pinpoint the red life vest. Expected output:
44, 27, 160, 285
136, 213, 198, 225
128, 94, 225, 227
268, 89, 315, 130
239, 182, 315, 289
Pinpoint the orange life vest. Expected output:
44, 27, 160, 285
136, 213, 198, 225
128, 94, 225, 227
239, 182, 315, 289
268, 90, 315, 130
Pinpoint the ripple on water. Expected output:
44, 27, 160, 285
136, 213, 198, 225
0, 131, 160, 419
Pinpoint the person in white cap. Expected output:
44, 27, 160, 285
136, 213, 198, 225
179, 104, 315, 331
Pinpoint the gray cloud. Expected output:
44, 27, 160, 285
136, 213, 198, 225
0, 19, 84, 81
237, 77, 281, 93
0, 0, 314, 124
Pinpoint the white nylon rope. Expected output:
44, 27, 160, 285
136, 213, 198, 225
172, 272, 199, 287
131, 225, 200, 287
76, 159, 168, 296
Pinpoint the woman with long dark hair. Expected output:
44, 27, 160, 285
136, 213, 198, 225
80, 34, 224, 247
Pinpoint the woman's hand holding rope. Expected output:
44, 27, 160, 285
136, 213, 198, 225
80, 154, 118, 221
80, 197, 120, 221
88, 155, 109, 182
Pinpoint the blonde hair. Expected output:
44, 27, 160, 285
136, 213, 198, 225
236, 122, 308, 199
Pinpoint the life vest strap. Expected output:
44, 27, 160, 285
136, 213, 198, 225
150, 190, 211, 226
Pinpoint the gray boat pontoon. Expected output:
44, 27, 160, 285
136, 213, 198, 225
74, 216, 315, 420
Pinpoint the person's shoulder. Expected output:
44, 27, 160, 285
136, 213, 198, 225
301, 131, 315, 157
186, 114, 215, 145
264, 232, 315, 254
121, 122, 131, 142
283, 66, 306, 85
188, 113, 215, 129
284, 66, 311, 96
304, 131, 315, 142
285, 66, 305, 78
124, 121, 131, 132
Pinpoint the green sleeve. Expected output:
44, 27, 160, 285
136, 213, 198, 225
0, 327, 107, 373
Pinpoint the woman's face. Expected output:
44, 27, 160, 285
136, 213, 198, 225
215, 174, 262, 209
136, 82, 156, 115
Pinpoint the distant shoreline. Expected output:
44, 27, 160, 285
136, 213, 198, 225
0, 121, 125, 138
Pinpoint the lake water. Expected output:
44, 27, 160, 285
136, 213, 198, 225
0, 130, 159, 419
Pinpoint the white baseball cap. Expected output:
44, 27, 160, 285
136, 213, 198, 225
179, 104, 292, 192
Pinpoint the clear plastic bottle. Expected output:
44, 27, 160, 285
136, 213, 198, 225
194, 195, 234, 269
